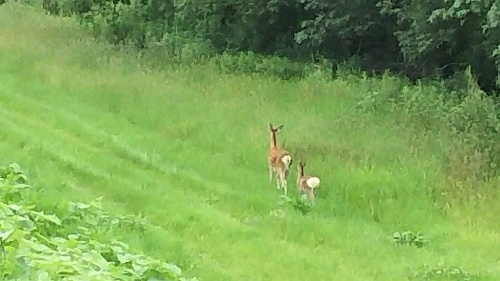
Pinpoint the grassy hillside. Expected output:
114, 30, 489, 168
1, 3, 499, 281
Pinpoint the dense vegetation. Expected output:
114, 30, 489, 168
1, 1, 500, 280
37, 0, 500, 92
0, 163, 196, 280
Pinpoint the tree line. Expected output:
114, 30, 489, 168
37, 0, 500, 93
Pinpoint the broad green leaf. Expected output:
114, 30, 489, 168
75, 203, 91, 209
131, 261, 149, 276
163, 262, 183, 276
16, 217, 36, 231
8, 204, 22, 211
13, 183, 30, 190
8, 163, 22, 174
0, 229, 15, 242
116, 252, 137, 264
36, 270, 51, 281
30, 211, 62, 225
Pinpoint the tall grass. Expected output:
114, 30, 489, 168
1, 2, 499, 280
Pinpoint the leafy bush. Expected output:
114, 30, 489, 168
17, 0, 500, 93
0, 162, 197, 281
210, 51, 313, 80
29, 0, 500, 93
278, 195, 314, 216
354, 66, 500, 185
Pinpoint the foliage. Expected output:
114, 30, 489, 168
391, 231, 426, 248
0, 163, 196, 281
378, 0, 500, 90
351, 65, 500, 181
18, 0, 498, 92
278, 195, 314, 216
210, 51, 314, 80
409, 264, 483, 281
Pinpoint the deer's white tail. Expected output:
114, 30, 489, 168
281, 155, 292, 169
306, 177, 321, 189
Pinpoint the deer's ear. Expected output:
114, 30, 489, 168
277, 124, 284, 130
269, 123, 273, 130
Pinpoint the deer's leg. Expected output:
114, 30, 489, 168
279, 170, 287, 195
268, 163, 273, 182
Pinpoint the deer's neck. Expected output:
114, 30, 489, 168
270, 133, 277, 148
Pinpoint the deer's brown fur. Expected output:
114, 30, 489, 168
268, 123, 292, 194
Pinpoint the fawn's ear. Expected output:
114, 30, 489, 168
277, 124, 284, 130
269, 123, 274, 131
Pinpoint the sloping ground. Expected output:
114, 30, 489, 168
0, 3, 499, 281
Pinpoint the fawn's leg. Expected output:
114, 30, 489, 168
308, 190, 315, 205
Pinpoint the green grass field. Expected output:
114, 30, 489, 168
1, 3, 499, 281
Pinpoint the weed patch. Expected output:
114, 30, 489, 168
409, 264, 486, 281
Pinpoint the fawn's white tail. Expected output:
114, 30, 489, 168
306, 177, 320, 189
297, 161, 321, 203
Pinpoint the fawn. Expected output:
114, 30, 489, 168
297, 161, 321, 203
268, 123, 293, 194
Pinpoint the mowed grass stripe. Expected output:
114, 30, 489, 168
0, 90, 278, 221
0, 107, 265, 257
0, 79, 243, 188
0, 99, 259, 228
0, 74, 297, 218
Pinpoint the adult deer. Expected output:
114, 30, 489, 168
268, 123, 292, 194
